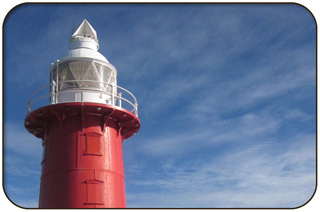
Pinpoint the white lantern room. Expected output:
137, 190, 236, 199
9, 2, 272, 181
49, 19, 118, 105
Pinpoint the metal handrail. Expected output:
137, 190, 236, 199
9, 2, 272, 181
27, 80, 138, 116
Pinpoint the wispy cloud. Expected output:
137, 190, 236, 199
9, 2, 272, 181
138, 111, 280, 157
4, 184, 39, 208
13, 199, 39, 208
4, 123, 42, 158
125, 99, 315, 208
108, 6, 315, 133
126, 133, 315, 208
3, 123, 42, 207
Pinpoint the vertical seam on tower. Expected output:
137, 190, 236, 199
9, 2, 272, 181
75, 131, 78, 168
106, 126, 110, 207
81, 103, 85, 133
116, 130, 123, 207
107, 125, 111, 170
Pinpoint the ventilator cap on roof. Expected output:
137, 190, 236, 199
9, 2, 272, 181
69, 19, 99, 50
61, 19, 109, 63
72, 19, 98, 41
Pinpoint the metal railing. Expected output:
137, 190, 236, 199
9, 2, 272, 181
27, 80, 138, 117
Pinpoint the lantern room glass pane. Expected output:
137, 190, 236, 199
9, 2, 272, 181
69, 60, 98, 89
59, 63, 78, 90
95, 62, 117, 93
50, 60, 117, 93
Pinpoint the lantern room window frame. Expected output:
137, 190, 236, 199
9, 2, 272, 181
49, 58, 117, 93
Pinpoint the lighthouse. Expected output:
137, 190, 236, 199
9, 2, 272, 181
24, 20, 140, 208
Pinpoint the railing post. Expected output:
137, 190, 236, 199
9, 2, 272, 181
51, 81, 56, 104
55, 60, 59, 104
135, 103, 138, 117
27, 102, 31, 114
50, 63, 54, 102
56, 60, 59, 89
111, 83, 115, 105
118, 92, 122, 107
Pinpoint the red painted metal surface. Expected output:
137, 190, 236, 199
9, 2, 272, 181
25, 103, 140, 208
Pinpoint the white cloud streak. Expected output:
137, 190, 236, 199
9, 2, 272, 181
4, 123, 42, 158
4, 184, 39, 208
3, 123, 42, 207
138, 111, 280, 157
126, 134, 315, 208
125, 103, 315, 208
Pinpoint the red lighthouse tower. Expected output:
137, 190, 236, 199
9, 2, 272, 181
24, 20, 140, 208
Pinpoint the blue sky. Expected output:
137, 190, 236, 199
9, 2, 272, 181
2, 3, 316, 208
